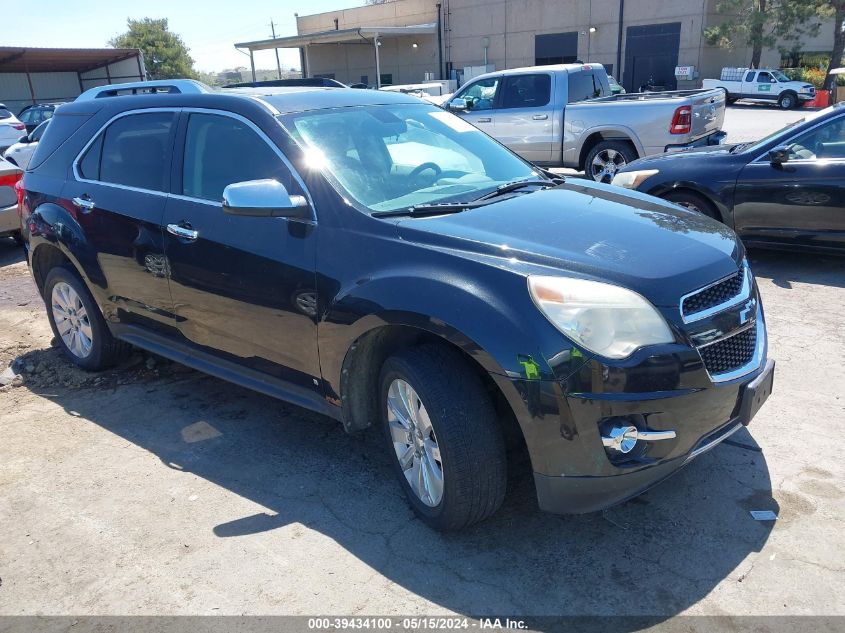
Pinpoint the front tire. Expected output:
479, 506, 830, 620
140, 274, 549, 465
379, 344, 507, 530
663, 190, 719, 221
43, 267, 127, 370
585, 140, 637, 183
778, 92, 797, 110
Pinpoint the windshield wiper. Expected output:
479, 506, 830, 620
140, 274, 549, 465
371, 200, 493, 218
474, 178, 561, 201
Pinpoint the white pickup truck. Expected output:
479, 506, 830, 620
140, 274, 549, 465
445, 63, 726, 182
702, 68, 816, 109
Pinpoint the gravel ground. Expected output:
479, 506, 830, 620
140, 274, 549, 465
0, 227, 843, 623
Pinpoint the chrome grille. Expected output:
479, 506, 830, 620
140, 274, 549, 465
682, 271, 743, 318
699, 324, 757, 376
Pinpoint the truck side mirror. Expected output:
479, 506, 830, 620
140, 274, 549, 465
768, 145, 791, 165
448, 98, 469, 112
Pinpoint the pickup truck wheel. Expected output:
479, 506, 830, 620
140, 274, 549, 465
43, 267, 127, 370
663, 191, 719, 221
586, 141, 637, 183
778, 92, 797, 110
379, 344, 507, 530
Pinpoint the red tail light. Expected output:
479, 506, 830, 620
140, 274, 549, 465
11, 123, 26, 131
0, 171, 22, 187
670, 105, 692, 134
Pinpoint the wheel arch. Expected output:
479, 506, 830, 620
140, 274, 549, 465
577, 127, 643, 171
646, 182, 731, 225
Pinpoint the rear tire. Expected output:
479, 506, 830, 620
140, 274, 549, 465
778, 92, 797, 110
43, 267, 127, 371
663, 190, 720, 221
12, 231, 24, 246
379, 344, 507, 530
585, 140, 637, 183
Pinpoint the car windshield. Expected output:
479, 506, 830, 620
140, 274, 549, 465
741, 107, 835, 153
277, 103, 539, 212
772, 70, 790, 82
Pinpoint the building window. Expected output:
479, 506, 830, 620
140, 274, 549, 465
535, 32, 578, 66
360, 75, 368, 85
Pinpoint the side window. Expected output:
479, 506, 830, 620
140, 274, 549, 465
19, 109, 34, 124
788, 118, 845, 160
457, 77, 500, 111
88, 112, 175, 191
30, 120, 49, 142
568, 72, 605, 103
745, 71, 756, 82
758, 72, 774, 83
500, 74, 551, 109
182, 113, 291, 202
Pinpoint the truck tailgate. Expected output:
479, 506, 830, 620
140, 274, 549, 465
688, 89, 725, 139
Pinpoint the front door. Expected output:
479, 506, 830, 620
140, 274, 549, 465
494, 73, 555, 164
162, 110, 320, 390
449, 76, 501, 135
734, 115, 845, 250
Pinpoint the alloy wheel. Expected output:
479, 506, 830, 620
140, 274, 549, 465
51, 281, 93, 359
386, 378, 444, 507
591, 148, 627, 182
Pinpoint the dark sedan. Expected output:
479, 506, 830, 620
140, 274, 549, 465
612, 103, 845, 252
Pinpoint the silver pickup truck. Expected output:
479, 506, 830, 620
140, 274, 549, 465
446, 63, 726, 181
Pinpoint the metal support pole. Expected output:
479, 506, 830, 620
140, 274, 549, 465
303, 45, 310, 78
374, 34, 381, 89
270, 20, 282, 80
250, 50, 256, 82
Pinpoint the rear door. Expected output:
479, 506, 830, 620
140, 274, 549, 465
740, 70, 757, 98
162, 110, 320, 390
63, 110, 176, 326
494, 73, 554, 164
448, 76, 501, 133
734, 114, 845, 249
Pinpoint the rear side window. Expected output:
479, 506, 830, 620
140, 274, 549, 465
568, 72, 606, 103
0, 108, 11, 120
30, 120, 50, 142
80, 112, 174, 191
500, 74, 551, 109
182, 113, 289, 201
745, 71, 756, 82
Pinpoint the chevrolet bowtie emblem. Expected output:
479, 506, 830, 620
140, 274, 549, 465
739, 298, 756, 325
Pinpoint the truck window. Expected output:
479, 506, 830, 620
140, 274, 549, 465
500, 74, 551, 109
568, 72, 606, 103
745, 71, 756, 82
757, 72, 775, 83
457, 78, 500, 111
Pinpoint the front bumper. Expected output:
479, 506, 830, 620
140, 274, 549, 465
664, 130, 727, 153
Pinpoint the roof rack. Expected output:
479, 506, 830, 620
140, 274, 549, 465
76, 79, 212, 101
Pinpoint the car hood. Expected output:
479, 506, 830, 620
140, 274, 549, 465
395, 180, 743, 307
625, 145, 737, 169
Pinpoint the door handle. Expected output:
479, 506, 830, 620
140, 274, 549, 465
167, 223, 199, 241
477, 117, 492, 123
72, 196, 95, 212
532, 114, 549, 120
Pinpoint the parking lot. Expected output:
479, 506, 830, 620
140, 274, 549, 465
1, 105, 843, 623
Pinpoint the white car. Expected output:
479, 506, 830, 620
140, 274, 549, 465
3, 119, 49, 170
0, 104, 27, 152
0, 156, 23, 243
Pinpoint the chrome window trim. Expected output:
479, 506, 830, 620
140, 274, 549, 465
703, 305, 766, 383
679, 261, 751, 324
751, 113, 845, 164
71, 106, 316, 217
72, 107, 179, 196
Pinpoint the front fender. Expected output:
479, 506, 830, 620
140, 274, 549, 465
646, 180, 735, 227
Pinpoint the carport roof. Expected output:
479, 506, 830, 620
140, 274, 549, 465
0, 47, 141, 73
235, 23, 437, 51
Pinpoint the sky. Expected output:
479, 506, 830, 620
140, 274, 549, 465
6, 0, 364, 73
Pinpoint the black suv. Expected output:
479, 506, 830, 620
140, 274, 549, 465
20, 81, 774, 530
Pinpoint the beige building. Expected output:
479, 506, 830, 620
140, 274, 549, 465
236, 0, 833, 91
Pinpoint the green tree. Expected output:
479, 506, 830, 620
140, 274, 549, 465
109, 18, 196, 80
705, 0, 818, 69
810, 0, 845, 89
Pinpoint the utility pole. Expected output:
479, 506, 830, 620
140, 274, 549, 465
270, 19, 282, 80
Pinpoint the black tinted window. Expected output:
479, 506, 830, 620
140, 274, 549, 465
0, 108, 11, 120
568, 72, 605, 102
98, 112, 174, 191
29, 112, 90, 171
79, 134, 103, 180
182, 113, 288, 202
501, 74, 551, 108
745, 71, 756, 82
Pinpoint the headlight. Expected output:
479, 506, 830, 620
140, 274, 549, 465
610, 169, 659, 190
528, 276, 674, 359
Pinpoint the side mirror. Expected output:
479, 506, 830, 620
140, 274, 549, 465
19, 135, 29, 144
222, 179, 311, 219
768, 145, 791, 165
448, 98, 469, 112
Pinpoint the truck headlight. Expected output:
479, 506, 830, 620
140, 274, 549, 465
610, 169, 659, 190
528, 276, 674, 359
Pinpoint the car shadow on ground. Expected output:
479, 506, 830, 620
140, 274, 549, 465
24, 366, 777, 625
748, 248, 845, 289
0, 237, 25, 267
